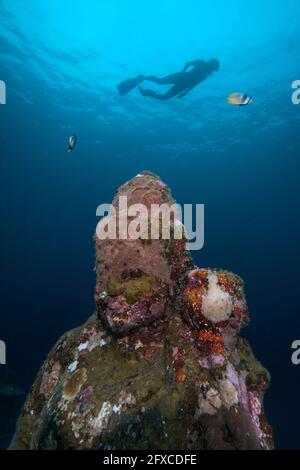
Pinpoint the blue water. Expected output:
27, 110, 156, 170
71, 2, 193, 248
1, 0, 300, 449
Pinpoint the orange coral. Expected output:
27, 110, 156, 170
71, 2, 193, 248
183, 269, 208, 318
217, 272, 240, 295
195, 330, 225, 356
176, 368, 187, 383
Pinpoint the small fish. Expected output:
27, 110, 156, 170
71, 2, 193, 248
227, 92, 253, 106
0, 383, 24, 398
67, 135, 77, 153
0, 369, 25, 398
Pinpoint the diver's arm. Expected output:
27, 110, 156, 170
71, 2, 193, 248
183, 60, 205, 71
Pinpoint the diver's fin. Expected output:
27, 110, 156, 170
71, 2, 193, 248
117, 75, 144, 95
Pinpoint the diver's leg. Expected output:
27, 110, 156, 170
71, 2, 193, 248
139, 84, 181, 100
144, 72, 183, 85
143, 75, 163, 84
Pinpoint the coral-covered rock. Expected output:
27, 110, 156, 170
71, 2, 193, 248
10, 172, 273, 450
180, 268, 249, 364
94, 172, 193, 335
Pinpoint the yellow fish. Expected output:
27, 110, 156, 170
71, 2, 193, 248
227, 92, 253, 106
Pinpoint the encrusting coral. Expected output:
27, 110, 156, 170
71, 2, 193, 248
10, 171, 273, 450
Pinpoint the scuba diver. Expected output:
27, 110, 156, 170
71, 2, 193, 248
117, 58, 220, 100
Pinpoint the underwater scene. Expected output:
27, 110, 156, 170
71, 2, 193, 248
1, 0, 300, 453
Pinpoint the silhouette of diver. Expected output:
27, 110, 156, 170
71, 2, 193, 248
117, 59, 220, 100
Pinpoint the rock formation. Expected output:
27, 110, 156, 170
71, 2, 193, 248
10, 172, 273, 450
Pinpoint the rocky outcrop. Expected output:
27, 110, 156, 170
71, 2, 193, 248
10, 172, 273, 450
